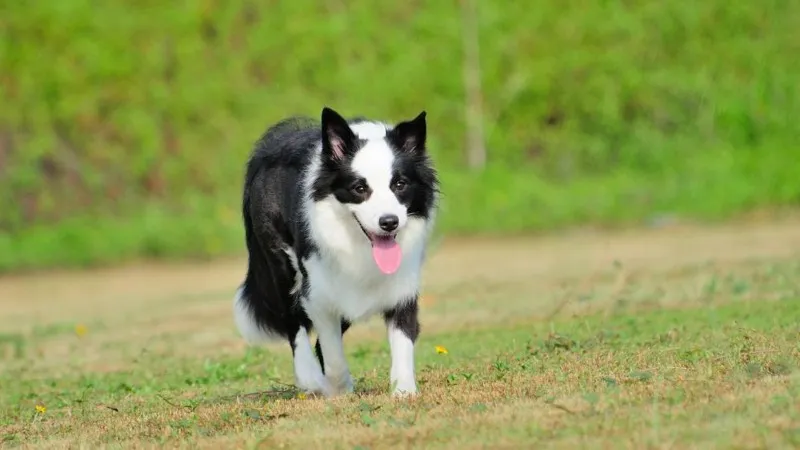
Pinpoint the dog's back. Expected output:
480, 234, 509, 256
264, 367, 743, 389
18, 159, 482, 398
236, 117, 319, 342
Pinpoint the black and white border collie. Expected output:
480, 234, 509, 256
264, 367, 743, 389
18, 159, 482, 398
233, 107, 439, 397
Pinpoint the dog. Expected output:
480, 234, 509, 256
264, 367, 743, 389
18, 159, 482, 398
233, 107, 439, 397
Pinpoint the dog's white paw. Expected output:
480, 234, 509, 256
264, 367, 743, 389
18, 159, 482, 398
325, 371, 354, 397
296, 371, 334, 397
391, 379, 418, 398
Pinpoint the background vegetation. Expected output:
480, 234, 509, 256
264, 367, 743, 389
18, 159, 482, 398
1, 1, 799, 272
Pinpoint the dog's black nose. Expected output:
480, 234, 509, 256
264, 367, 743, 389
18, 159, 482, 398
378, 214, 399, 232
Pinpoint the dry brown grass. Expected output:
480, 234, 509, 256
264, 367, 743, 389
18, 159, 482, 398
2, 220, 800, 448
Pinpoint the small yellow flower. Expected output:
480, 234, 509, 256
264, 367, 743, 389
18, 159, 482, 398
35, 404, 46, 414
435, 345, 448, 355
296, 392, 307, 400
75, 324, 88, 338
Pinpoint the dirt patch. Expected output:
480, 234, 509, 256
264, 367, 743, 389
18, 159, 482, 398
1, 219, 799, 335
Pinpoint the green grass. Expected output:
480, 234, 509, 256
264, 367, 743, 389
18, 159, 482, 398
2, 1, 800, 272
2, 232, 800, 448
2, 297, 798, 448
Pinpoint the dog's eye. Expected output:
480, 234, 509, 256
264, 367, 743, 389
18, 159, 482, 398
352, 184, 367, 195
393, 179, 408, 192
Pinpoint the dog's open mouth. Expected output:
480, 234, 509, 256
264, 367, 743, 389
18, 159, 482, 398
354, 217, 402, 275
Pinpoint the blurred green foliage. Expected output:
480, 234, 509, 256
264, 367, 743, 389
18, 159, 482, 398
1, 1, 799, 271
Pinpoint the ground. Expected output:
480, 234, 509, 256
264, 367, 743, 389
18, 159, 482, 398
1, 219, 800, 449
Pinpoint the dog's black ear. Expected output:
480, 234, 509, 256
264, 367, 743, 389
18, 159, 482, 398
389, 111, 427, 154
321, 107, 356, 161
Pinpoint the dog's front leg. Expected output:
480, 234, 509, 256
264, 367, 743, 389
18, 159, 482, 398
384, 299, 420, 397
291, 325, 333, 397
312, 311, 354, 396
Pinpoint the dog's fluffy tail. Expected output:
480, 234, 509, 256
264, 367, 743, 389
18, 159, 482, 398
232, 287, 283, 344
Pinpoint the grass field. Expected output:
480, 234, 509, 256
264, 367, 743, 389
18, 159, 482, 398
2, 219, 800, 448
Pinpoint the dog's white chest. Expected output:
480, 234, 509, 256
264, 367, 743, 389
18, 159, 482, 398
302, 253, 421, 322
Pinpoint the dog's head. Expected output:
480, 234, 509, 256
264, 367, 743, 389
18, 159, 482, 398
311, 107, 438, 273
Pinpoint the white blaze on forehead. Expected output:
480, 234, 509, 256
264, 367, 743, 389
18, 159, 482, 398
349, 137, 407, 234
350, 121, 389, 140
351, 139, 395, 186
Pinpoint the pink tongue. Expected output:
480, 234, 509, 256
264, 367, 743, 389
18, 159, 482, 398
371, 238, 402, 274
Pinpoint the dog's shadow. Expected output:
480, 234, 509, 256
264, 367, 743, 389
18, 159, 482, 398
199, 379, 387, 408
